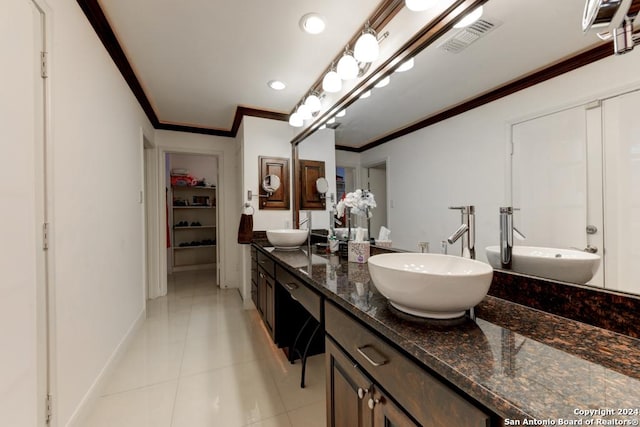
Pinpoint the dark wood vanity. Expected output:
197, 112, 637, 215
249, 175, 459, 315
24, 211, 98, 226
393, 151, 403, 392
250, 241, 640, 427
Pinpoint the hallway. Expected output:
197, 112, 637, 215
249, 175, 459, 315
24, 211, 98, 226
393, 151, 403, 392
84, 270, 326, 427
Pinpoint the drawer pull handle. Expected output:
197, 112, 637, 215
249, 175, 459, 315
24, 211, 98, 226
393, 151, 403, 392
284, 283, 299, 292
357, 387, 369, 399
356, 345, 387, 367
368, 397, 380, 410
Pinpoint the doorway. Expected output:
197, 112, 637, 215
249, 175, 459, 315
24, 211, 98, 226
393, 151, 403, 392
165, 153, 220, 291
362, 161, 388, 241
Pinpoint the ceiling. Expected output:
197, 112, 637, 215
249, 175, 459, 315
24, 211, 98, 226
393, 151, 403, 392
96, 0, 382, 131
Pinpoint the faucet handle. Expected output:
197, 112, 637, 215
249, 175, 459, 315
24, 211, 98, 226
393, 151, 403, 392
449, 205, 475, 213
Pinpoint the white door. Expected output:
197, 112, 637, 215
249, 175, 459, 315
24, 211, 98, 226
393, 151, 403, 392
0, 0, 50, 425
512, 104, 604, 287
602, 91, 640, 294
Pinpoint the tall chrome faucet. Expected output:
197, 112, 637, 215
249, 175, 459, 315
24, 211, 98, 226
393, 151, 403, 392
300, 211, 312, 256
499, 207, 525, 269
447, 206, 475, 259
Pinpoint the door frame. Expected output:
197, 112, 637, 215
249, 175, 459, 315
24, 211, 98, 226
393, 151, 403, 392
154, 146, 227, 294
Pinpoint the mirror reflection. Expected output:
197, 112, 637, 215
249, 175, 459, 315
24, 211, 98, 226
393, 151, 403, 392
262, 174, 281, 195
295, 0, 640, 295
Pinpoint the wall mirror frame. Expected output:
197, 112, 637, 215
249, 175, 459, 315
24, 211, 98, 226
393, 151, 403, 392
290, 0, 640, 298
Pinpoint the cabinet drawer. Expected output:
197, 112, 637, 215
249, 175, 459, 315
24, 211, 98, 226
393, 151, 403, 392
325, 302, 490, 427
276, 265, 322, 321
257, 250, 275, 277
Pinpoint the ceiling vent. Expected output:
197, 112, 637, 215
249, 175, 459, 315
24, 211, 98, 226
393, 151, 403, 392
437, 19, 501, 54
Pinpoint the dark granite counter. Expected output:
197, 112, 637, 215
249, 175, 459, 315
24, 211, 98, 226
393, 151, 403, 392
256, 244, 640, 424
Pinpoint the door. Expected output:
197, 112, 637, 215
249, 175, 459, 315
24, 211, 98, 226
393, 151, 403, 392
371, 387, 418, 427
602, 91, 640, 294
0, 0, 50, 425
364, 163, 387, 241
326, 338, 373, 427
512, 105, 604, 286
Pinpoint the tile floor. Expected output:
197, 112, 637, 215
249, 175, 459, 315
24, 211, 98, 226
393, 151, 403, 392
84, 270, 326, 427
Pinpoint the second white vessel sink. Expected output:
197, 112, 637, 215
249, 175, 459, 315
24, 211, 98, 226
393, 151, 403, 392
485, 245, 601, 284
266, 229, 308, 250
368, 253, 493, 319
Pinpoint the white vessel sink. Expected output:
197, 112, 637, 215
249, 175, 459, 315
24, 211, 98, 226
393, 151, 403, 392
367, 253, 493, 319
266, 229, 308, 250
485, 245, 601, 284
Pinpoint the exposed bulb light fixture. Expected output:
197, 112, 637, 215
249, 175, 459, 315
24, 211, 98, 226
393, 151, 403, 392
327, 117, 336, 125
337, 49, 359, 80
304, 93, 322, 112
374, 75, 390, 88
297, 104, 312, 121
405, 0, 436, 12
336, 109, 346, 118
454, 6, 483, 28
395, 57, 415, 72
289, 112, 303, 127
360, 90, 371, 99
268, 80, 286, 90
354, 25, 379, 63
299, 13, 326, 34
322, 66, 342, 93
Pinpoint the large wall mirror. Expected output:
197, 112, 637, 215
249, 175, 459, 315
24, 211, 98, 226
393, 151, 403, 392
292, 0, 640, 297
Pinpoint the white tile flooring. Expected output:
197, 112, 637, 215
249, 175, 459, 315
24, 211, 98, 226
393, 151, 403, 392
84, 270, 326, 427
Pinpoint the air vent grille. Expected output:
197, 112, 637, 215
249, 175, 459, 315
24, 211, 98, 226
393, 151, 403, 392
438, 19, 501, 54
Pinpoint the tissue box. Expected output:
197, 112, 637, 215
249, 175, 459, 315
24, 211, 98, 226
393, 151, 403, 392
375, 240, 392, 248
348, 241, 370, 263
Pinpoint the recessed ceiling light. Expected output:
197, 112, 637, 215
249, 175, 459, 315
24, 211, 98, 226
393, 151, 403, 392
300, 13, 326, 35
268, 80, 286, 90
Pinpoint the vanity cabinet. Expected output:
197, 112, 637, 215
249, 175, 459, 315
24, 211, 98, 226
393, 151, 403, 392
325, 301, 492, 427
326, 337, 416, 427
250, 247, 258, 308
256, 251, 275, 338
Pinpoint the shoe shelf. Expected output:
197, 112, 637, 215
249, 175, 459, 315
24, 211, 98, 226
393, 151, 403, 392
170, 185, 217, 271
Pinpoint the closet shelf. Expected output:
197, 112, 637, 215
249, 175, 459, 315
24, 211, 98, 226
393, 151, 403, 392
173, 225, 216, 230
172, 206, 215, 209
174, 245, 217, 250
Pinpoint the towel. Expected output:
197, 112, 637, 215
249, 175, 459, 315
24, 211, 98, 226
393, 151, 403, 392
237, 213, 253, 244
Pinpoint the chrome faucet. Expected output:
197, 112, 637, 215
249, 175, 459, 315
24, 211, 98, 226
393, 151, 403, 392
499, 207, 526, 269
300, 211, 312, 256
447, 206, 475, 259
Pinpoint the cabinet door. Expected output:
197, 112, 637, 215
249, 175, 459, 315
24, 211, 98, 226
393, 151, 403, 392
326, 338, 373, 427
371, 388, 418, 427
265, 275, 275, 333
258, 270, 267, 317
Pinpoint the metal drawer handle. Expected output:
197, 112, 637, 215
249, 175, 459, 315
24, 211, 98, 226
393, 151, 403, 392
284, 282, 299, 292
356, 345, 387, 367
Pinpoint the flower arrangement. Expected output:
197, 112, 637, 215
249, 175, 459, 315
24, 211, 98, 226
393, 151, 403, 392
336, 189, 376, 218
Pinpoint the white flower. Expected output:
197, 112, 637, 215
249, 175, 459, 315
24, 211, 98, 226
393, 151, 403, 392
336, 189, 376, 218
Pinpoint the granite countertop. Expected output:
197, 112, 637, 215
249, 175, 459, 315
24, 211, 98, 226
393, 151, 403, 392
256, 244, 640, 424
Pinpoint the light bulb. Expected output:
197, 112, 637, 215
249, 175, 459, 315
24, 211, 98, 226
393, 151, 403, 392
395, 57, 414, 73
360, 90, 371, 99
267, 80, 286, 90
297, 104, 312, 120
336, 109, 346, 118
304, 94, 322, 112
319, 124, 327, 130
322, 70, 342, 93
405, 0, 436, 12
327, 117, 336, 125
289, 112, 303, 127
354, 31, 379, 63
374, 76, 390, 88
337, 52, 359, 80
454, 6, 483, 28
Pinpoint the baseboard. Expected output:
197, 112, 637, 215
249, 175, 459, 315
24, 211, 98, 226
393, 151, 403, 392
64, 307, 146, 427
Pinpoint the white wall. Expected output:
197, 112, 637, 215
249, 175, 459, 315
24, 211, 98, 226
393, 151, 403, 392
298, 128, 337, 230
361, 49, 640, 260
240, 116, 295, 231
154, 130, 241, 291
47, 0, 154, 425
